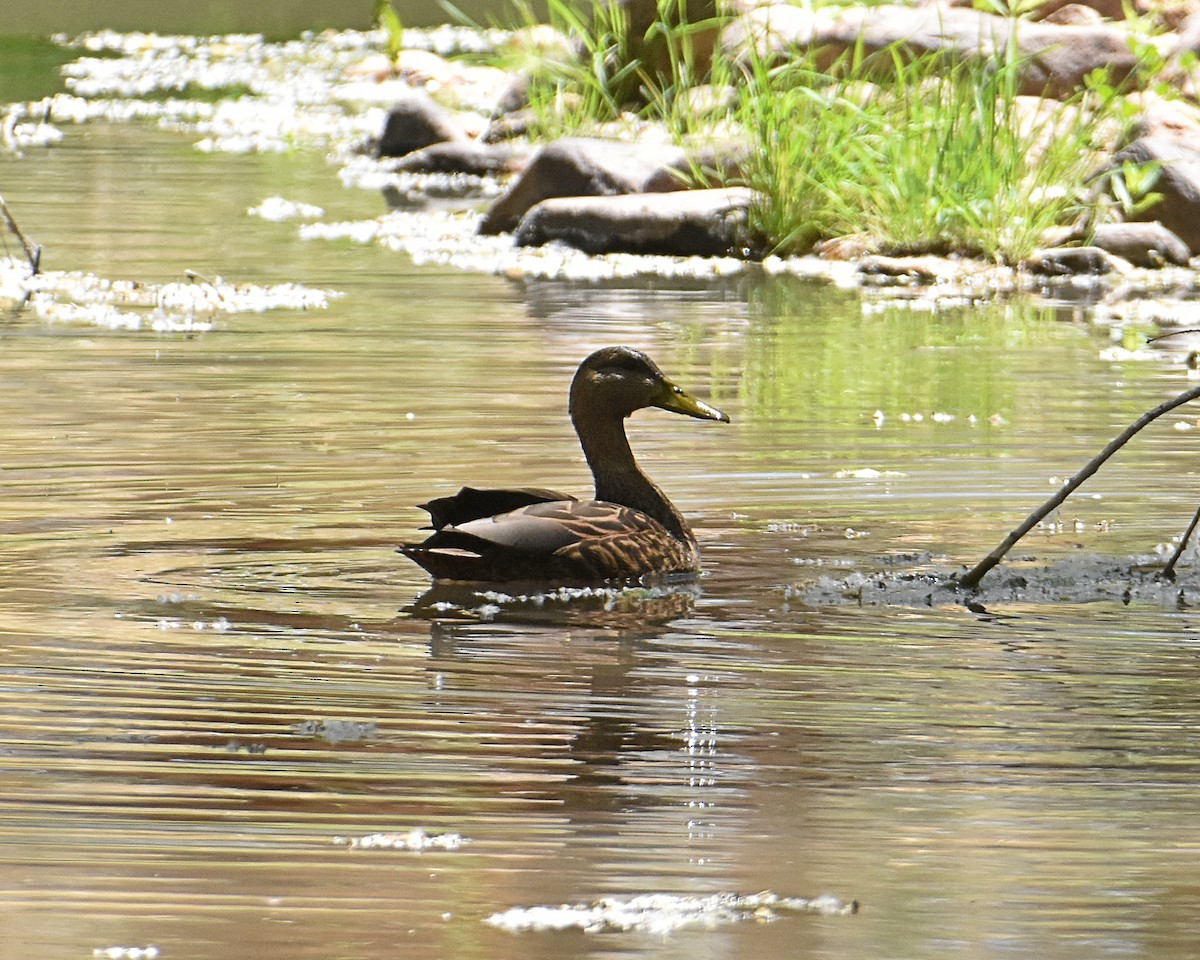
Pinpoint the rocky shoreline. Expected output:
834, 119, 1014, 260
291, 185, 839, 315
3, 6, 1200, 299
367, 1, 1200, 277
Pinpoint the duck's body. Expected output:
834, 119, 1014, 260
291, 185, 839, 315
399, 346, 729, 584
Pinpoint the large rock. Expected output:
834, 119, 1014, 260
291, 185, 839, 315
478, 138, 695, 235
1031, 0, 1129, 22
1089, 221, 1191, 267
513, 187, 757, 257
722, 4, 1157, 98
1107, 136, 1200, 253
376, 91, 468, 158
1129, 91, 1200, 154
1023, 245, 1127, 275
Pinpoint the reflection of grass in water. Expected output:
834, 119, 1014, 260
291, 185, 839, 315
115, 82, 256, 103
738, 280, 1084, 430
0, 36, 83, 102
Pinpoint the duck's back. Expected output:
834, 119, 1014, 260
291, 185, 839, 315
399, 498, 700, 583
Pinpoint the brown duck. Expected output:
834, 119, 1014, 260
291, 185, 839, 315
399, 346, 730, 583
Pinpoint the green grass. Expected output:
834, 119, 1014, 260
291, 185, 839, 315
732, 45, 1136, 262
493, 0, 1154, 263
505, 0, 726, 139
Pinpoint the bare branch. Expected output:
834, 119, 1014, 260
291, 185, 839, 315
957, 383, 1200, 590
1161, 501, 1200, 581
0, 193, 42, 275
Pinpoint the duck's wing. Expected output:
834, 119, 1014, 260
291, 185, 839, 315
399, 499, 698, 583
418, 486, 575, 529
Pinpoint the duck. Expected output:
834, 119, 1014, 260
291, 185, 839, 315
398, 345, 730, 583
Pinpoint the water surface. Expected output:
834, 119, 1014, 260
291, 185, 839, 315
1, 121, 1199, 960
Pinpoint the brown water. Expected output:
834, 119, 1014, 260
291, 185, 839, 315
2, 124, 1200, 960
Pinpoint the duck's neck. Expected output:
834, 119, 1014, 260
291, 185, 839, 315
574, 411, 695, 545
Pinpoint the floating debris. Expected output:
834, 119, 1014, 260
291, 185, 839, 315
0, 257, 340, 331
291, 718, 377, 744
335, 829, 470, 851
247, 196, 325, 221
834, 467, 906, 479
92, 948, 159, 960
486, 891, 857, 934
38, 26, 509, 156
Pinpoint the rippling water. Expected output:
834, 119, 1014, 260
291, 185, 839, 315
1, 124, 1199, 960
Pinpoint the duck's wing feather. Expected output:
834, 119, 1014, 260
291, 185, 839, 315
419, 486, 575, 529
399, 499, 698, 583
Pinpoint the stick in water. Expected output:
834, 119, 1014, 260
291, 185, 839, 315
957, 383, 1200, 590
1161, 500, 1200, 582
0, 193, 41, 274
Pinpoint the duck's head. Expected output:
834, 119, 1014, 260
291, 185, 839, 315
569, 346, 730, 423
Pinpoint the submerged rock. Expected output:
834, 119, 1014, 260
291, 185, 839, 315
513, 187, 757, 258
395, 140, 530, 177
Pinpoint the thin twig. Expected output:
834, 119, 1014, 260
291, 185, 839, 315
0, 193, 41, 275
957, 383, 1200, 590
1147, 328, 1200, 344
1161, 500, 1200, 582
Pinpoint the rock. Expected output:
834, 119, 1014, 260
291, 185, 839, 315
1022, 245, 1128, 274
1088, 221, 1191, 267
377, 91, 468, 158
815, 233, 880, 260
492, 74, 531, 117
1106, 136, 1200, 252
1038, 4, 1105, 25
393, 49, 459, 87
396, 141, 531, 177
720, 4, 817, 64
478, 138, 695, 235
343, 52, 395, 82
512, 187, 757, 257
1032, 0, 1126, 22
1129, 92, 1200, 154
481, 109, 536, 143
721, 4, 1151, 98
504, 23, 575, 62
858, 255, 945, 283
